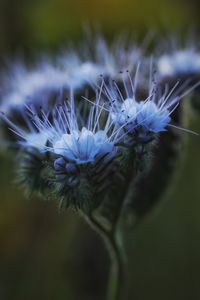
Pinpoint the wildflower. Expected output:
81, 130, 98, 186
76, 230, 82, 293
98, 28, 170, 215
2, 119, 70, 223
94, 68, 197, 146
0, 34, 143, 135
0, 61, 69, 114
57, 53, 105, 89
58, 34, 142, 82
154, 33, 200, 78
53, 128, 114, 165
0, 90, 122, 211
10, 93, 117, 159
155, 34, 200, 114
136, 100, 171, 133
157, 49, 200, 78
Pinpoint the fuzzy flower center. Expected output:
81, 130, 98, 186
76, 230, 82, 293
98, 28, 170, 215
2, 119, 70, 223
111, 98, 138, 125
111, 98, 171, 135
136, 101, 171, 133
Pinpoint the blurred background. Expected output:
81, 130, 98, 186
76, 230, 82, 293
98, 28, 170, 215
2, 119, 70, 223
0, 0, 200, 299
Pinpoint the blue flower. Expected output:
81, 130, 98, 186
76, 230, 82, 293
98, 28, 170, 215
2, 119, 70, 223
1, 90, 118, 163
54, 128, 114, 164
0, 61, 69, 114
0, 34, 142, 119
157, 49, 200, 78
21, 131, 51, 151
95, 69, 196, 144
111, 98, 138, 126
136, 100, 171, 133
110, 95, 171, 142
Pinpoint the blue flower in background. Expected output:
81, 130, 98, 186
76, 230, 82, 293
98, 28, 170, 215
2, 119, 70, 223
0, 35, 142, 118
0, 58, 102, 117
0, 61, 69, 114
157, 49, 200, 78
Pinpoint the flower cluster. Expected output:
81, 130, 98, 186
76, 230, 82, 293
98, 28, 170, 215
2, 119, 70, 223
0, 34, 199, 214
1, 34, 200, 300
91, 70, 190, 147
0, 36, 141, 115
1, 88, 122, 210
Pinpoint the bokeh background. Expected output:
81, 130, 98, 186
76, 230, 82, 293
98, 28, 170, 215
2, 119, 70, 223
0, 0, 200, 299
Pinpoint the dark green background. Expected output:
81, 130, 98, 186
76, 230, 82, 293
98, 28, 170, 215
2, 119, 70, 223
0, 0, 200, 299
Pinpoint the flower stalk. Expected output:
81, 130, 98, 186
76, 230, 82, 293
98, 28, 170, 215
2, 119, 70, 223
106, 230, 126, 300
83, 204, 127, 300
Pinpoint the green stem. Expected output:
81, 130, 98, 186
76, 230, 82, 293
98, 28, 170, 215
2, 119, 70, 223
84, 213, 126, 300
106, 231, 126, 300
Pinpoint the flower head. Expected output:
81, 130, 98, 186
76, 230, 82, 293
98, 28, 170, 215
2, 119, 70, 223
136, 100, 171, 133
95, 68, 193, 144
155, 33, 200, 79
1, 88, 122, 210
58, 34, 142, 83
0, 61, 69, 114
